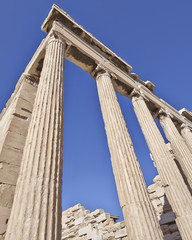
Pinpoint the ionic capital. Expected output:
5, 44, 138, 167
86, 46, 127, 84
153, 108, 173, 120
129, 88, 142, 99
96, 71, 111, 81
46, 34, 66, 48
129, 88, 150, 103
179, 123, 192, 132
94, 64, 111, 80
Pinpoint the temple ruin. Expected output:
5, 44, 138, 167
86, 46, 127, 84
0, 5, 192, 240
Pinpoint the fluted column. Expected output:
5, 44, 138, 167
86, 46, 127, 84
131, 93, 192, 240
180, 123, 192, 153
5, 36, 65, 240
96, 72, 163, 240
159, 112, 192, 188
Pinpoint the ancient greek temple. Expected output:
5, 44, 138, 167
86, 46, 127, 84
0, 5, 192, 240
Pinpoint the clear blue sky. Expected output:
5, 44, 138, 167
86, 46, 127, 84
0, 0, 191, 221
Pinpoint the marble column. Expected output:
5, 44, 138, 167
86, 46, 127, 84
5, 36, 65, 240
180, 123, 192, 153
159, 112, 192, 188
96, 72, 163, 240
131, 93, 192, 240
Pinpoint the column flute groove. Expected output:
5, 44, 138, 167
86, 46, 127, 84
131, 93, 192, 240
159, 113, 192, 188
96, 72, 163, 240
5, 36, 65, 240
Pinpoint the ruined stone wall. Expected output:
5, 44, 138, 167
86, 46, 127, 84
62, 176, 181, 240
148, 175, 181, 240
0, 77, 37, 238
62, 204, 127, 240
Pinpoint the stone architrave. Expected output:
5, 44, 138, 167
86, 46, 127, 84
158, 112, 192, 188
96, 72, 163, 240
180, 123, 192, 153
131, 92, 192, 240
5, 36, 65, 240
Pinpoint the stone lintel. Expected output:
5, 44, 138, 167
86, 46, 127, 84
14, 6, 192, 130
41, 4, 132, 75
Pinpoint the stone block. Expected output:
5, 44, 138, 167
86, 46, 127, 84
9, 115, 30, 136
155, 187, 164, 198
147, 183, 156, 193
16, 98, 34, 115
153, 175, 161, 184
78, 225, 92, 236
62, 232, 76, 239
71, 203, 82, 212
113, 222, 121, 230
91, 236, 103, 240
92, 209, 104, 217
159, 196, 165, 205
103, 231, 114, 239
0, 206, 11, 234
115, 227, 127, 238
74, 217, 84, 226
0, 145, 23, 166
160, 212, 175, 225
0, 183, 15, 208
151, 199, 157, 209
79, 237, 87, 240
89, 217, 97, 224
3, 131, 26, 150
148, 192, 157, 200
0, 162, 20, 185
19, 82, 37, 102
87, 229, 98, 239
120, 221, 125, 228
96, 213, 110, 223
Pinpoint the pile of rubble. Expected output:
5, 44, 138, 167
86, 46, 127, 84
62, 204, 127, 240
148, 175, 181, 240
62, 175, 181, 240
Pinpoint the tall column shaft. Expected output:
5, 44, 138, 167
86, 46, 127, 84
5, 36, 65, 240
96, 73, 163, 240
180, 124, 192, 153
131, 94, 192, 240
159, 113, 192, 188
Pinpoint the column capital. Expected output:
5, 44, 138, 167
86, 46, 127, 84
95, 64, 111, 80
46, 34, 66, 48
129, 88, 142, 100
90, 62, 112, 79
153, 108, 173, 120
179, 123, 191, 131
129, 88, 150, 103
